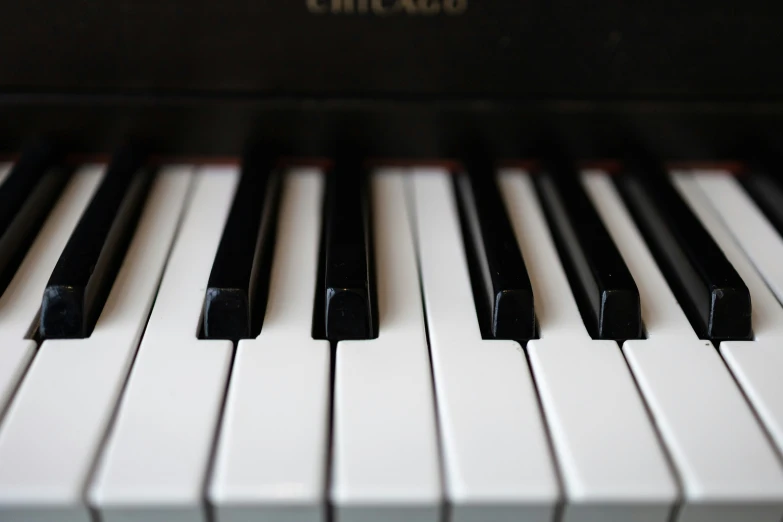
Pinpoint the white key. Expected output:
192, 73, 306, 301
0, 166, 103, 418
675, 172, 783, 477
689, 171, 783, 303
331, 170, 442, 522
412, 169, 558, 522
499, 169, 675, 522
584, 170, 783, 522
89, 167, 239, 522
0, 168, 193, 522
209, 169, 331, 522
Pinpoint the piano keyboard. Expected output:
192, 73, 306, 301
1, 144, 783, 522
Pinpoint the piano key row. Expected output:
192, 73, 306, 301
0, 152, 781, 522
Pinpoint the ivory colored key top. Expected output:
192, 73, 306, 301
209, 169, 331, 522
331, 170, 442, 522
677, 172, 783, 468
585, 170, 783, 522
0, 166, 103, 418
0, 168, 192, 522
89, 168, 239, 522
500, 169, 676, 522
412, 168, 558, 522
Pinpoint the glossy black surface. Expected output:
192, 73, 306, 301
1, 2, 781, 101
202, 152, 280, 340
615, 161, 752, 340
323, 159, 377, 341
0, 140, 70, 297
535, 162, 642, 340
455, 166, 535, 340
0, 97, 780, 160
40, 146, 153, 339
740, 169, 783, 240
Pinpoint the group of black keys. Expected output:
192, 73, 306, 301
0, 140, 770, 345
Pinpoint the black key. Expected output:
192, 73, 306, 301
535, 160, 642, 340
739, 165, 783, 239
0, 140, 71, 297
454, 164, 535, 340
323, 159, 377, 341
40, 146, 154, 339
614, 158, 752, 340
202, 152, 280, 340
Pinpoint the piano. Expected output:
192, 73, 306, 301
1, 1, 783, 521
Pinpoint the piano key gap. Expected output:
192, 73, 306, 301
202, 342, 238, 522
404, 174, 456, 519
0, 342, 36, 424
81, 292, 164, 520
416, 286, 450, 522
518, 343, 567, 518
80, 192, 189, 513
24, 308, 42, 341
711, 338, 783, 469
617, 342, 685, 515
312, 176, 337, 522
325, 339, 337, 522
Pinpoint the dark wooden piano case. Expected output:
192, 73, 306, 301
1, 0, 781, 159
